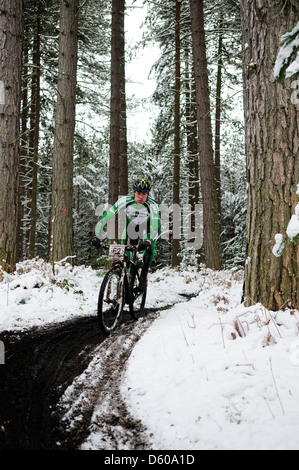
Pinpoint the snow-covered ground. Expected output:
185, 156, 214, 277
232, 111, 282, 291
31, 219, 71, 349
1, 259, 299, 450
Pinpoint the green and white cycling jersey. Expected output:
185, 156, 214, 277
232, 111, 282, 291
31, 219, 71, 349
95, 194, 161, 263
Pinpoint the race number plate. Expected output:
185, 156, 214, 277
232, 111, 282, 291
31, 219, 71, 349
109, 244, 126, 260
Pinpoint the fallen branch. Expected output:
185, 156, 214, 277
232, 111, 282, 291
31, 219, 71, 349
269, 357, 285, 415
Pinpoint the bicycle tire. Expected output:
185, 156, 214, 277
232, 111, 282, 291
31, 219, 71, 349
129, 262, 147, 320
98, 268, 124, 335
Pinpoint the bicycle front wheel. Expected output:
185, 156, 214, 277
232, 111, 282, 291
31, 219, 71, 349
98, 269, 124, 335
130, 262, 147, 320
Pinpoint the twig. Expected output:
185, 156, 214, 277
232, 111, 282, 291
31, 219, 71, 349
235, 363, 255, 370
264, 396, 275, 419
219, 317, 225, 349
267, 309, 282, 339
187, 309, 196, 329
179, 320, 189, 347
201, 365, 209, 382
269, 357, 285, 415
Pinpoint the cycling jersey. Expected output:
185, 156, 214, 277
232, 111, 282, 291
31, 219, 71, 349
95, 194, 161, 265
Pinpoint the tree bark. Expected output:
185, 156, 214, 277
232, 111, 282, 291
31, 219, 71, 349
50, 0, 79, 263
17, 33, 28, 262
172, 0, 181, 268
185, 47, 198, 240
189, 0, 222, 270
119, 4, 128, 197
109, 0, 127, 204
109, 0, 127, 240
241, 0, 299, 309
214, 13, 223, 219
28, 1, 41, 257
0, 0, 23, 269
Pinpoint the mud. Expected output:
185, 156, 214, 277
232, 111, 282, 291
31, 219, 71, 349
0, 309, 158, 450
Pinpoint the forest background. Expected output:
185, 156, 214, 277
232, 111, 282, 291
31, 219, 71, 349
0, 0, 298, 311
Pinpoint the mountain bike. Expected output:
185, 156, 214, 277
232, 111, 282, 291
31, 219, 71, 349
97, 242, 148, 335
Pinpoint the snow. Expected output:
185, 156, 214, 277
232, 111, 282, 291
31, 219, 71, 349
0, 258, 100, 331
273, 184, 299, 250
1, 259, 299, 450
287, 203, 299, 241
272, 233, 285, 257
122, 274, 299, 450
274, 21, 299, 80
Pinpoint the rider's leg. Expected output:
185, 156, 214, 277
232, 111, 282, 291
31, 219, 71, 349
139, 244, 154, 290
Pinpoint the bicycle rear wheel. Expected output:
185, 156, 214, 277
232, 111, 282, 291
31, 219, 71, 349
130, 262, 147, 320
98, 268, 124, 335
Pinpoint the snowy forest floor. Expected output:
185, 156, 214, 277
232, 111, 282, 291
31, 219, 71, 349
0, 259, 299, 450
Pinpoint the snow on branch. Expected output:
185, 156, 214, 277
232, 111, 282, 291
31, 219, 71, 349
274, 22, 299, 81
272, 184, 299, 258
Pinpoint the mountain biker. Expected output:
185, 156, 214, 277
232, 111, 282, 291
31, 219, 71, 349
92, 179, 161, 273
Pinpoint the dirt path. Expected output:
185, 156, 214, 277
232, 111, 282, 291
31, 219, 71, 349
0, 309, 159, 450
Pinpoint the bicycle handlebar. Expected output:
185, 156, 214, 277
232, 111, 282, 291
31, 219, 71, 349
93, 237, 148, 253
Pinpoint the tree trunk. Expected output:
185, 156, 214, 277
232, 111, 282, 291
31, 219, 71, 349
109, 0, 127, 240
241, 0, 299, 310
109, 0, 128, 202
185, 48, 198, 238
189, 0, 222, 270
172, 0, 181, 268
119, 4, 128, 197
0, 0, 23, 270
50, 0, 79, 263
17, 34, 28, 262
214, 13, 223, 219
28, 1, 41, 257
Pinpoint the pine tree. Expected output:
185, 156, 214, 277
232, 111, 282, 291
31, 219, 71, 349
190, 0, 222, 270
50, 0, 79, 263
241, 0, 299, 309
109, 0, 127, 198
109, 0, 128, 240
172, 0, 181, 267
28, 0, 41, 257
0, 0, 23, 269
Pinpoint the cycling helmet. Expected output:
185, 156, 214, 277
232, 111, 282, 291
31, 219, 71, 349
133, 178, 151, 192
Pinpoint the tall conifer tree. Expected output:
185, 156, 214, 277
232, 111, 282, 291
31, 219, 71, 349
241, 0, 299, 309
50, 0, 79, 262
172, 0, 181, 267
0, 0, 23, 269
190, 0, 222, 270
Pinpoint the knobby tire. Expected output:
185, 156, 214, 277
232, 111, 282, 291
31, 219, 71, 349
130, 262, 147, 320
98, 268, 124, 335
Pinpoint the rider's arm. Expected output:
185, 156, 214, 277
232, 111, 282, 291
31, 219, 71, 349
147, 197, 161, 243
95, 195, 130, 239
95, 208, 114, 238
139, 199, 161, 262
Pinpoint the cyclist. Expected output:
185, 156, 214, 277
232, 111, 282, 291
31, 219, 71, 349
92, 179, 161, 274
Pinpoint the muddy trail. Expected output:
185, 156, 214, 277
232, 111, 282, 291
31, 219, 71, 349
0, 308, 161, 450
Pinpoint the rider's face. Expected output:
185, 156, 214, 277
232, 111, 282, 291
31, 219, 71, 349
134, 191, 148, 205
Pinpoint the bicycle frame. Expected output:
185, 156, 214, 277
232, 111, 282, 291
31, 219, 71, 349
97, 242, 147, 335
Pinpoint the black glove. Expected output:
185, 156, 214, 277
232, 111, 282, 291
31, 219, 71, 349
138, 240, 151, 252
91, 237, 101, 249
